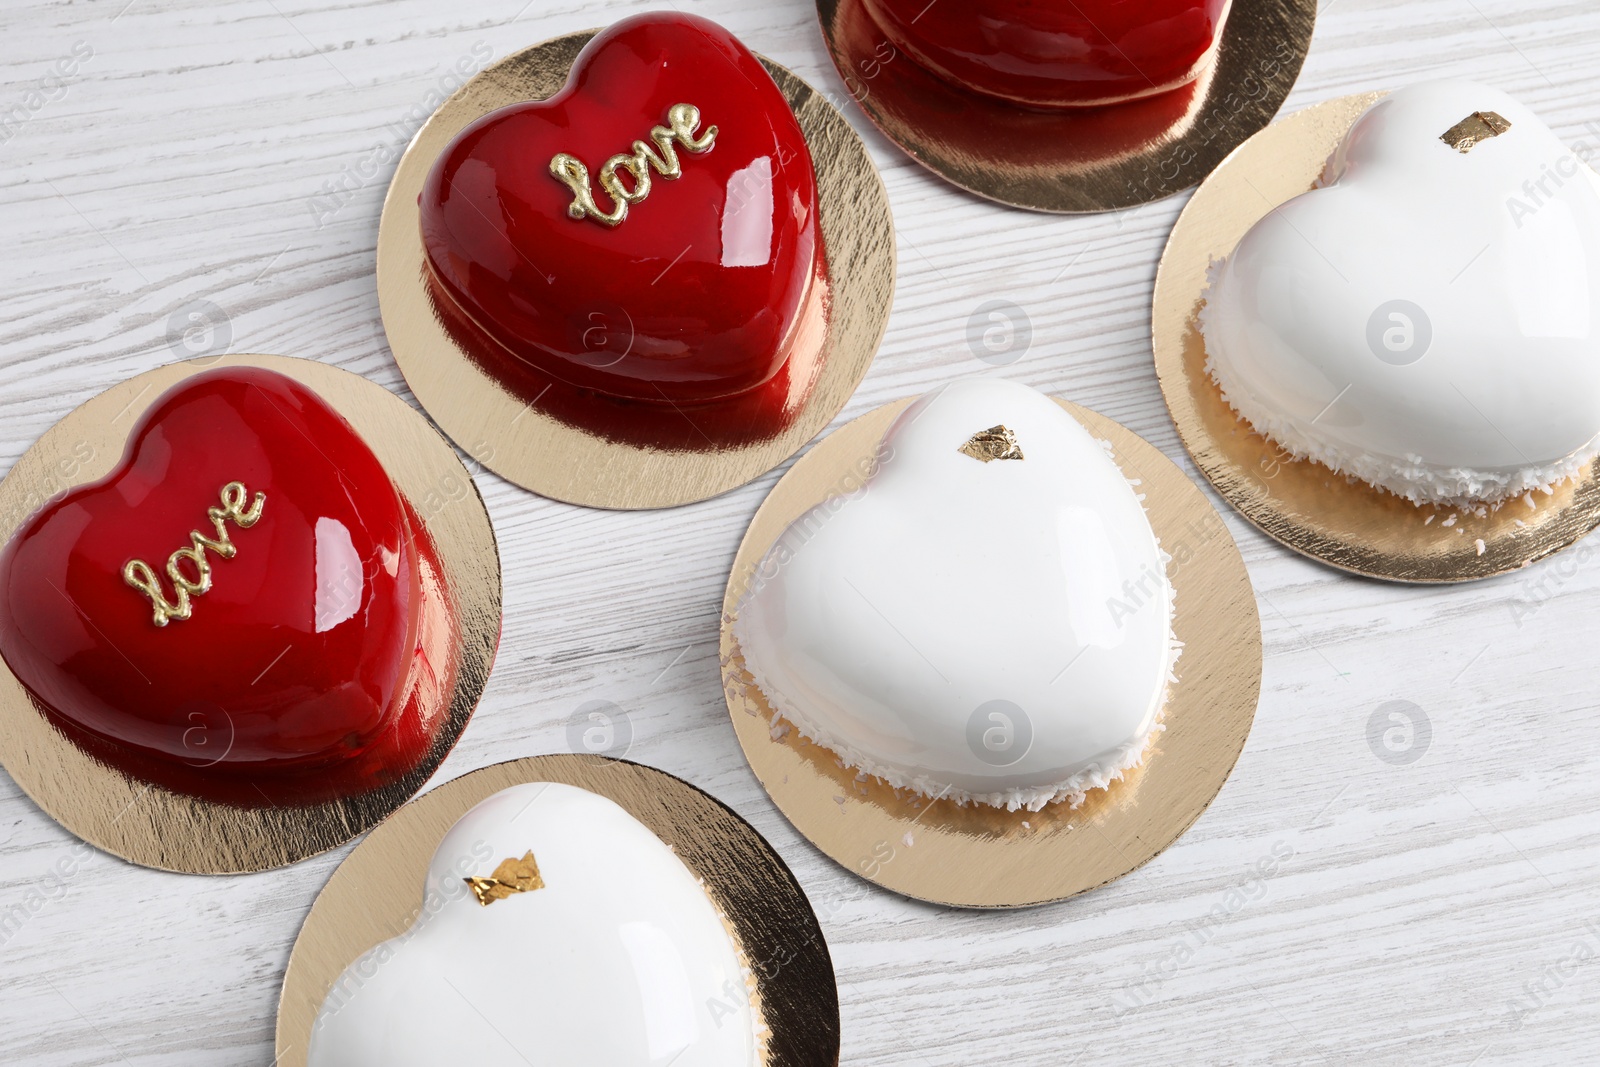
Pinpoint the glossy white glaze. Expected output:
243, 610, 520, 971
733, 379, 1178, 811
306, 783, 758, 1067
1202, 79, 1600, 506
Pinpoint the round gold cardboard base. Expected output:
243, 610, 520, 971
1153, 92, 1600, 583
378, 32, 894, 510
818, 0, 1316, 212
275, 755, 839, 1067
0, 354, 501, 874
719, 396, 1262, 909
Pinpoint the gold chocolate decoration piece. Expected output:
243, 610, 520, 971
276, 756, 840, 1067
957, 425, 1024, 464
377, 34, 894, 509
0, 354, 501, 873
815, 0, 1318, 213
550, 102, 718, 227
465, 851, 545, 904
720, 397, 1262, 908
1154, 92, 1600, 582
1441, 110, 1512, 153
122, 481, 267, 627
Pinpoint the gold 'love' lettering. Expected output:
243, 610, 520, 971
122, 482, 267, 628
549, 103, 718, 228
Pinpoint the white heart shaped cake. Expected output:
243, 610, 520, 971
732, 379, 1179, 812
1202, 79, 1600, 507
307, 783, 759, 1067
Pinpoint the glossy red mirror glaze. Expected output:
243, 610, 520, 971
426, 256, 828, 452
860, 0, 1231, 109
0, 368, 445, 803
421, 12, 823, 406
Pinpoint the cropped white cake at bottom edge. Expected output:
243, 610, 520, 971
306, 782, 759, 1067
1200, 79, 1600, 509
732, 378, 1181, 813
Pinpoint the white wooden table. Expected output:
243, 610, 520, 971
1, 1, 1596, 1063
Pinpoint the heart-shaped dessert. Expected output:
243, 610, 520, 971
421, 12, 823, 409
732, 379, 1180, 812
0, 367, 454, 805
307, 782, 759, 1066
860, 0, 1232, 109
1201, 80, 1600, 507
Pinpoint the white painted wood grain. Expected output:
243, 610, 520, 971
1, 0, 1598, 1063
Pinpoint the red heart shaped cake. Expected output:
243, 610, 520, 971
0, 368, 456, 805
421, 12, 824, 409
860, 0, 1231, 109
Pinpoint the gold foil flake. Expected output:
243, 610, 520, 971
550, 103, 718, 227
123, 481, 267, 627
465, 851, 544, 905
1441, 111, 1512, 154
958, 425, 1024, 464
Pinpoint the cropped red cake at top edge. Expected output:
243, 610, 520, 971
0, 368, 458, 807
859, 0, 1231, 109
420, 11, 826, 445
